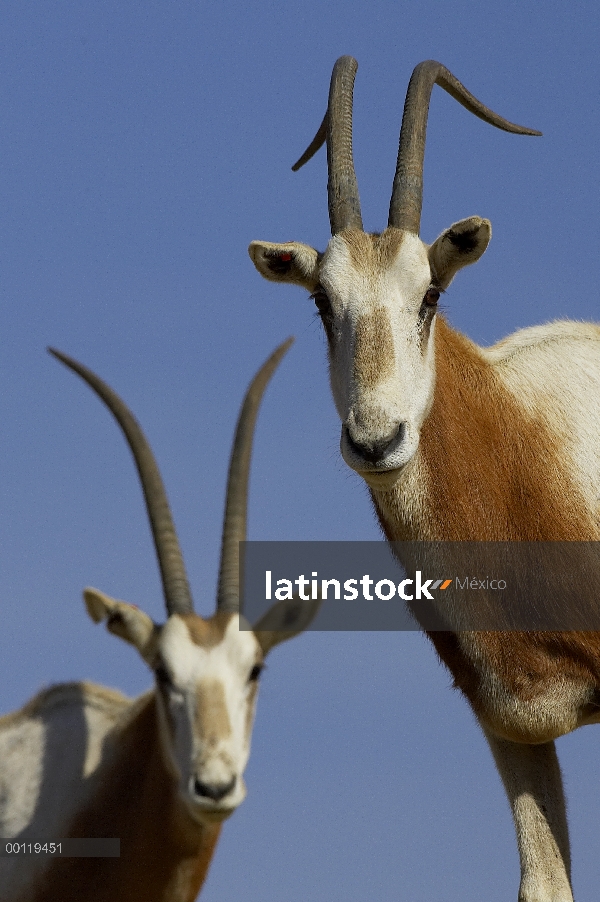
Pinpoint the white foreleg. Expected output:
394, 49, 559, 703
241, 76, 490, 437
484, 729, 573, 902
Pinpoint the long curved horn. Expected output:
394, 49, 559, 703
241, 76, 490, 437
49, 349, 194, 617
389, 60, 542, 234
217, 338, 294, 613
292, 56, 363, 234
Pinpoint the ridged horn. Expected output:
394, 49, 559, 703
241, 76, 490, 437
217, 338, 294, 613
389, 60, 542, 234
292, 56, 363, 234
49, 348, 194, 617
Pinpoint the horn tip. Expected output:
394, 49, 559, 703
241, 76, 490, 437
335, 55, 358, 71
279, 336, 295, 353
48, 346, 71, 367
270, 336, 294, 367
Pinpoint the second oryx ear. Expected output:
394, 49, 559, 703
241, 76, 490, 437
427, 217, 491, 290
253, 595, 321, 655
84, 587, 157, 661
249, 241, 321, 291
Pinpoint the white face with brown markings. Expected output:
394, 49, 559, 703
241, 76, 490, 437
152, 613, 262, 822
84, 588, 317, 824
319, 230, 436, 474
250, 217, 491, 481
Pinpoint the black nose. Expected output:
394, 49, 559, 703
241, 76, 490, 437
193, 775, 236, 802
345, 423, 405, 464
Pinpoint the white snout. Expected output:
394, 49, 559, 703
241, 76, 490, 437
186, 768, 247, 823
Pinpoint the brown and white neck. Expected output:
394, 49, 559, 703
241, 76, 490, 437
370, 317, 596, 542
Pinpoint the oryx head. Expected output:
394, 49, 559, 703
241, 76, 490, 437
250, 58, 540, 486
51, 340, 318, 824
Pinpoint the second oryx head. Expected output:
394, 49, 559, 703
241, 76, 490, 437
50, 339, 318, 825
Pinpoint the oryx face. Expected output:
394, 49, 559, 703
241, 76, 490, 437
83, 593, 263, 824
153, 613, 262, 823
318, 229, 437, 475
83, 586, 318, 826
250, 218, 490, 482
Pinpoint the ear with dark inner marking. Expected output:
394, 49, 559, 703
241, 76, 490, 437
427, 216, 491, 290
84, 587, 157, 661
248, 240, 321, 291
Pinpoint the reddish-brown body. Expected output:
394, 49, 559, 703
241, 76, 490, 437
371, 318, 600, 743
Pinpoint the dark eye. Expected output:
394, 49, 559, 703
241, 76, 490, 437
155, 665, 172, 686
249, 663, 264, 683
423, 287, 440, 307
311, 288, 332, 320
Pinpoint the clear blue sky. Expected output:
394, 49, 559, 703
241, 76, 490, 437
1, 2, 599, 900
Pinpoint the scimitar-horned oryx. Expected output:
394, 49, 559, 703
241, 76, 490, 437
0, 338, 318, 902
249, 56, 600, 902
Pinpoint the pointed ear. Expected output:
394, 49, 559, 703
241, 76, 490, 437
84, 587, 157, 661
253, 595, 321, 655
428, 217, 491, 290
248, 241, 321, 291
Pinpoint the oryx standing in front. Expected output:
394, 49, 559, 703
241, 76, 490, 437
250, 56, 600, 902
0, 338, 318, 902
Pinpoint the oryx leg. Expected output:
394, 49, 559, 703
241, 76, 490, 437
484, 730, 573, 902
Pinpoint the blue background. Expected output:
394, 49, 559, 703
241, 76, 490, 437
1, 3, 598, 900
